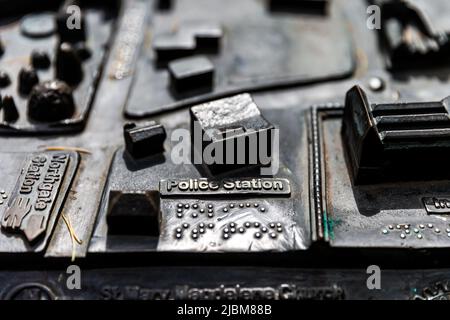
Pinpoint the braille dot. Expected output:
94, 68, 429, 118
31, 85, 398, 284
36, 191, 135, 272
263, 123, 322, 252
239, 203, 244, 208
435, 228, 441, 233
400, 233, 406, 239
447, 233, 450, 238
208, 223, 214, 229
223, 208, 228, 212
193, 204, 198, 209
208, 209, 213, 213
404, 225, 410, 229
184, 204, 189, 209
428, 223, 433, 228
224, 228, 230, 233
230, 228, 236, 233
261, 227, 268, 233
417, 234, 423, 239
229, 204, 235, 208
446, 228, 450, 233
276, 223, 282, 228
382, 229, 388, 234
177, 213, 183, 218
388, 225, 394, 230
175, 228, 182, 233
260, 208, 266, 212
269, 223, 276, 228
405, 230, 410, 234
208, 204, 213, 209
199, 228, 205, 234
208, 213, 214, 218
270, 233, 277, 239
419, 224, 425, 229
277, 227, 283, 233
177, 208, 183, 213
192, 213, 198, 218
175, 233, 182, 239
177, 203, 183, 208
199, 223, 205, 228
229, 222, 236, 228
0, 201, 3, 205
244, 222, 251, 228
238, 227, 245, 233
254, 232, 262, 239
183, 223, 190, 229
414, 228, 419, 233
192, 234, 198, 240
200, 209, 205, 213
0, 190, 4, 194
254, 203, 259, 207
246, 203, 251, 207
223, 234, 230, 240
254, 222, 260, 228
396, 225, 401, 229
192, 229, 198, 234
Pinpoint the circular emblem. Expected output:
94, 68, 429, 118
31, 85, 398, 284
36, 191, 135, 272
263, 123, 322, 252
4, 283, 56, 300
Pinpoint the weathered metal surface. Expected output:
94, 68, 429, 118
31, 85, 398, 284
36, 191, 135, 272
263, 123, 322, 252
1, 0, 450, 300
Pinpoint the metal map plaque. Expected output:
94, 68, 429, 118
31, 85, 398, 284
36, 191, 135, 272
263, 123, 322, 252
1, 151, 79, 243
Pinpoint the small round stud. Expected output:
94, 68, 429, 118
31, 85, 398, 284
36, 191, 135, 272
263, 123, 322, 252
254, 232, 262, 239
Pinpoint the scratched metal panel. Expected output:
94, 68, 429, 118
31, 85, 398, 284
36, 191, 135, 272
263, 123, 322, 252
124, 0, 355, 117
